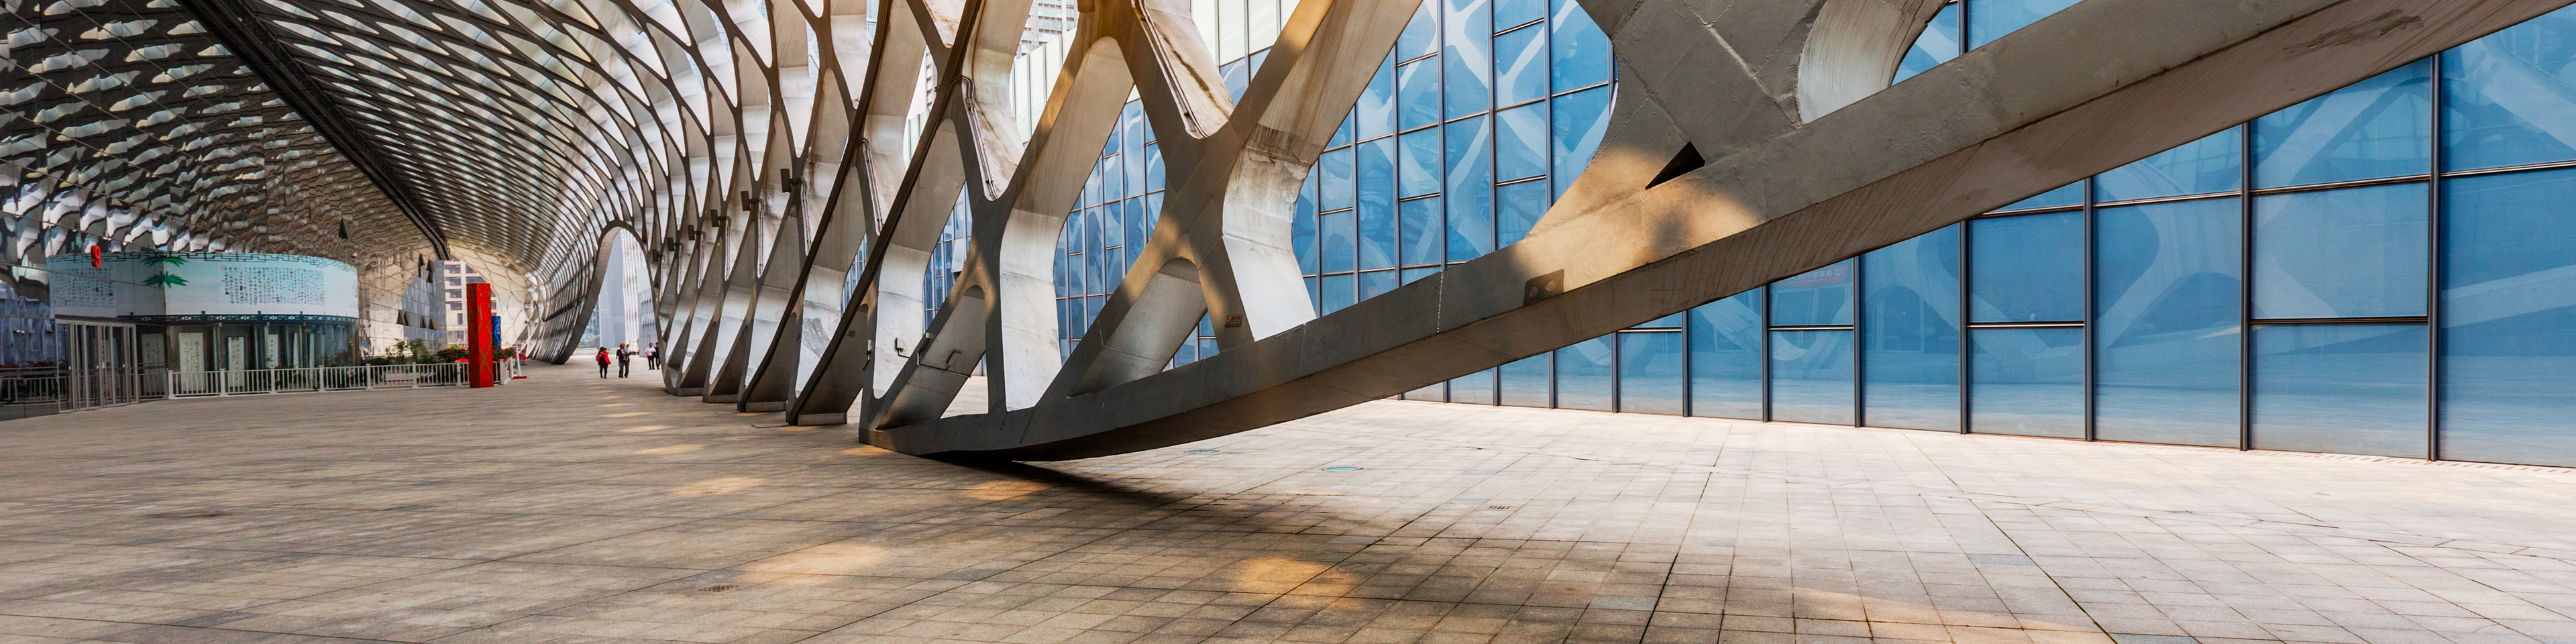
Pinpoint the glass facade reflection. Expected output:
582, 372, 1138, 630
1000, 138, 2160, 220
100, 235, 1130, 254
1012, 1, 2576, 468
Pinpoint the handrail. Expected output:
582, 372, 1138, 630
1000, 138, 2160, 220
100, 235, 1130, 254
0, 362, 488, 421
163, 363, 474, 398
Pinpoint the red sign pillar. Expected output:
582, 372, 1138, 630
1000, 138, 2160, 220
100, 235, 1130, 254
467, 282, 494, 388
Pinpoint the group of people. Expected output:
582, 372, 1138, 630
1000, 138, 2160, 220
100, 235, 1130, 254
596, 342, 657, 378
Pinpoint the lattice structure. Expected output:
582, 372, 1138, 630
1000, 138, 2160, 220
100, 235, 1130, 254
5, 0, 2569, 459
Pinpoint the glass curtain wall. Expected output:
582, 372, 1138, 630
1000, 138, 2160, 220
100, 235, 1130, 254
1294, 0, 1617, 403
1053, 102, 1167, 362
1412, 3, 2576, 468
1002, 0, 2576, 468
924, 195, 973, 327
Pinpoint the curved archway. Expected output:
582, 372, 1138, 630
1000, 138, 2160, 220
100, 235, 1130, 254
589, 225, 655, 359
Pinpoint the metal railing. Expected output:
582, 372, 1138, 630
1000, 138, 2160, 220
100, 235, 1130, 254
0, 375, 70, 421
164, 363, 473, 398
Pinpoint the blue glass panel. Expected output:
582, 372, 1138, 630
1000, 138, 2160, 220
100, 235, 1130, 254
1360, 146, 1401, 272
1397, 2, 1439, 61
1444, 0, 1493, 119
1121, 154, 1144, 203
1688, 290, 1764, 419
1124, 105, 1148, 193
1294, 182, 1318, 274
1099, 199, 1124, 249
2442, 6, 2576, 172
2094, 127, 2242, 202
1329, 113, 1354, 149
1320, 148, 1354, 211
2252, 182, 2428, 319
1083, 205, 1105, 256
1446, 115, 1497, 259
1557, 334, 1615, 411
1637, 313, 1682, 328
1451, 368, 1498, 405
1359, 270, 1399, 302
1398, 59, 1442, 131
1497, 102, 1550, 181
1360, 139, 1397, 262
2094, 198, 2242, 447
2440, 167, 2576, 466
1770, 260, 1854, 327
1969, 211, 2082, 323
1319, 211, 1355, 273
1102, 109, 1123, 156
1400, 128, 1442, 197
1770, 329, 1854, 424
1053, 250, 1070, 299
1552, 86, 1611, 199
1320, 273, 1356, 313
1401, 197, 1444, 266
1145, 143, 1166, 192
1968, 327, 2084, 438
1358, 195, 1397, 271
1305, 275, 1320, 310
1496, 0, 1542, 30
2253, 60, 2432, 189
1064, 252, 1087, 297
1358, 56, 1397, 140
1964, 0, 2080, 49
1864, 224, 1962, 431
1998, 180, 2082, 212
2253, 323, 2426, 458
1893, 2, 1960, 85
1402, 266, 1440, 284
1497, 180, 1548, 246
1619, 331, 1686, 415
1173, 331, 1199, 366
1138, 192, 1162, 252
1548, 0, 1610, 92
1499, 352, 1551, 407
1495, 24, 1547, 107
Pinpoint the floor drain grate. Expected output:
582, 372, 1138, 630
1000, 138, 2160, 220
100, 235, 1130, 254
696, 584, 740, 593
145, 511, 227, 519
1485, 505, 1513, 511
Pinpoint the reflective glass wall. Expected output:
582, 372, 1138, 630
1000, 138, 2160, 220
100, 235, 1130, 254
993, 0, 2576, 468
1386, 5, 2576, 468
1294, 0, 1617, 399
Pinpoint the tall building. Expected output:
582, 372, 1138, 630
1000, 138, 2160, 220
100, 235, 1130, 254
439, 261, 486, 348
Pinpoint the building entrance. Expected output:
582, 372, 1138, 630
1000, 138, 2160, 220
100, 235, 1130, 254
60, 321, 144, 411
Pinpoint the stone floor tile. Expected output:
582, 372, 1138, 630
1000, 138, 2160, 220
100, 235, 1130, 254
3, 366, 2576, 643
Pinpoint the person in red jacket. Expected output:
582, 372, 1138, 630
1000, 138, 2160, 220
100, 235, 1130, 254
595, 347, 610, 378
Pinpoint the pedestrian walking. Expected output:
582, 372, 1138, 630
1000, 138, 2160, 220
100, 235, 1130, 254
595, 347, 610, 378
645, 343, 659, 370
615, 343, 633, 378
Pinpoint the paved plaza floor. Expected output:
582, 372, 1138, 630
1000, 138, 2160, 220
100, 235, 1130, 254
7, 364, 2576, 644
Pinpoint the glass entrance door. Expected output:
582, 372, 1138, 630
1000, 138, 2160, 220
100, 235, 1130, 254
60, 321, 141, 411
